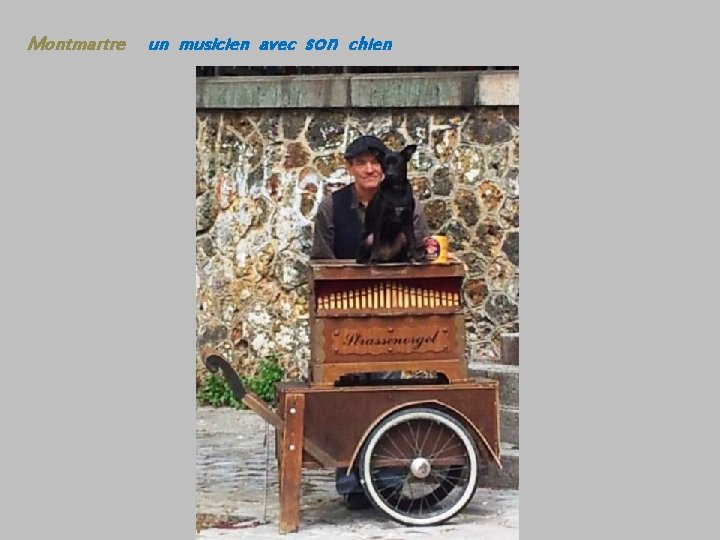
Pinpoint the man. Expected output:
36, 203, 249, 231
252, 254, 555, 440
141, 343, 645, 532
310, 135, 430, 510
311, 135, 429, 261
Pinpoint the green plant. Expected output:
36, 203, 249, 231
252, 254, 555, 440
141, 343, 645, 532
244, 353, 284, 406
196, 372, 241, 408
196, 353, 284, 409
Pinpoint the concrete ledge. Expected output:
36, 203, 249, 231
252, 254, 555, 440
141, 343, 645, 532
196, 75, 350, 109
469, 362, 519, 408
349, 72, 476, 107
196, 71, 519, 109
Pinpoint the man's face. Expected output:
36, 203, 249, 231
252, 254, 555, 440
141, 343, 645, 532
346, 152, 383, 192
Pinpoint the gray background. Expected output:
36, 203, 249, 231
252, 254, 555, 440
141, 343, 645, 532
3, 1, 714, 539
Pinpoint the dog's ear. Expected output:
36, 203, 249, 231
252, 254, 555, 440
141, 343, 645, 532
401, 144, 417, 161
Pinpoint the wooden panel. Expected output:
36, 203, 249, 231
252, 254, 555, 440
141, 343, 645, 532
277, 382, 499, 467
318, 314, 462, 362
309, 260, 465, 280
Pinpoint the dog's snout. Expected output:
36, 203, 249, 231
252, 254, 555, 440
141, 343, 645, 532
382, 156, 403, 175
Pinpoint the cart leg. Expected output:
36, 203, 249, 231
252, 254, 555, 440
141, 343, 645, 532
279, 393, 305, 534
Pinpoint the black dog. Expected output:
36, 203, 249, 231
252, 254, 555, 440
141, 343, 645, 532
356, 144, 419, 264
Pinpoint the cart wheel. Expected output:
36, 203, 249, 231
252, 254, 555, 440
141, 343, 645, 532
359, 407, 481, 526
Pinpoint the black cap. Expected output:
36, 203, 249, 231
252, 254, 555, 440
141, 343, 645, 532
344, 135, 389, 160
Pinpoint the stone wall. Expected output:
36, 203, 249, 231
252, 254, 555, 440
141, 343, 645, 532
196, 105, 519, 383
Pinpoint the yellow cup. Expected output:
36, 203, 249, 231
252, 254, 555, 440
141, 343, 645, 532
424, 235, 449, 264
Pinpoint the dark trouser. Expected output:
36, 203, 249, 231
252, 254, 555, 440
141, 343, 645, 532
336, 466, 407, 495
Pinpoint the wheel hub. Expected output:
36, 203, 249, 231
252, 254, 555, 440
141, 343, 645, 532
410, 457, 431, 479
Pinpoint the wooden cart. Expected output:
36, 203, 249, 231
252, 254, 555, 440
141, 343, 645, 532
204, 260, 501, 533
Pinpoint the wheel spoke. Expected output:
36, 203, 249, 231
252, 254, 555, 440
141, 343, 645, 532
427, 422, 445, 458
417, 418, 434, 457
409, 420, 421, 454
371, 451, 404, 461
384, 429, 411, 460
430, 436, 464, 460
396, 423, 418, 455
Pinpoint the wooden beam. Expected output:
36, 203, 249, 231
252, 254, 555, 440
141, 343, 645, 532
279, 393, 304, 534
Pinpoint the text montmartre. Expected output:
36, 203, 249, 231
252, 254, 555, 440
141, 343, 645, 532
27, 35, 126, 51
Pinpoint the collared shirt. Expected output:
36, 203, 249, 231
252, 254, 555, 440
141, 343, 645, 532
310, 184, 430, 260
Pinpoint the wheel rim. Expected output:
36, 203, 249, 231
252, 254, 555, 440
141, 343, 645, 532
359, 407, 479, 526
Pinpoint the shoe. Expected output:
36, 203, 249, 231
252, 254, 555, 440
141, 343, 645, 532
343, 492, 371, 510
335, 469, 362, 494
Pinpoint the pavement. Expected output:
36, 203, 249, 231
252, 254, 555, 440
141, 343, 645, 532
196, 406, 519, 539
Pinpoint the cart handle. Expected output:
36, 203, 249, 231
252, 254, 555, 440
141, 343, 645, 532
204, 353, 247, 401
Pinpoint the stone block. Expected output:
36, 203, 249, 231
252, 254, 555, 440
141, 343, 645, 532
483, 443, 519, 490
476, 71, 520, 106
468, 363, 519, 408
501, 333, 519, 365
500, 405, 519, 447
